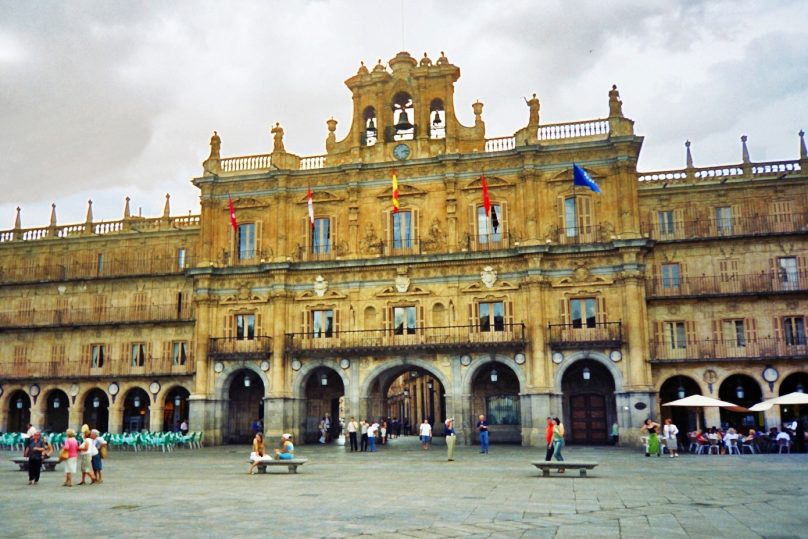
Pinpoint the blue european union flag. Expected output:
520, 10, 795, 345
573, 164, 601, 193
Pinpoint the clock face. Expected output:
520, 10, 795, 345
393, 143, 411, 161
762, 367, 778, 383
552, 352, 564, 364
610, 350, 622, 362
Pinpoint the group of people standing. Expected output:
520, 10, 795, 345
641, 418, 680, 457
22, 423, 107, 487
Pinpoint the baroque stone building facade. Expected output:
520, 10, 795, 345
1, 51, 806, 446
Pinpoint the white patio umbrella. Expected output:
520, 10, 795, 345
662, 394, 742, 430
749, 391, 808, 412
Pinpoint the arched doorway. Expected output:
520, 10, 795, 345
163, 387, 190, 432
718, 374, 762, 430
471, 362, 520, 444
779, 372, 808, 453
7, 390, 31, 432
82, 389, 109, 433
303, 367, 344, 443
226, 369, 264, 444
659, 375, 702, 435
562, 360, 616, 444
45, 389, 69, 432
122, 387, 150, 433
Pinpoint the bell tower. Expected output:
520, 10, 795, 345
324, 51, 485, 165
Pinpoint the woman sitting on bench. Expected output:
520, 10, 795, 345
275, 433, 295, 460
248, 433, 272, 474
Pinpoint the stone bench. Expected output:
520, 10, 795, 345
248, 458, 308, 474
11, 458, 59, 472
531, 461, 598, 477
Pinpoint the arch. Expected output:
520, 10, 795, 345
122, 386, 150, 432
292, 359, 349, 400
561, 358, 617, 444
360, 357, 451, 398
213, 363, 269, 399
295, 362, 346, 443
7, 390, 31, 432
461, 353, 526, 395
658, 375, 702, 434
389, 91, 415, 141
363, 305, 377, 329
552, 351, 624, 393
162, 385, 191, 432
429, 98, 446, 139
431, 302, 447, 326
44, 388, 70, 432
718, 373, 762, 430
223, 368, 267, 444
779, 371, 808, 395
362, 106, 378, 146
82, 388, 110, 433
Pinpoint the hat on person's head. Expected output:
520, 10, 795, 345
282, 433, 292, 440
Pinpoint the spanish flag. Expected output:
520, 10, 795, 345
228, 195, 238, 232
391, 169, 400, 213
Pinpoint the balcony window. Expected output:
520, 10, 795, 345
784, 317, 806, 346
236, 314, 256, 341
657, 211, 675, 235
477, 205, 502, 244
664, 322, 687, 349
563, 196, 593, 240
715, 207, 733, 235
177, 248, 186, 270
393, 306, 416, 335
91, 344, 106, 368
97, 253, 104, 274
479, 301, 505, 332
778, 257, 798, 290
131, 343, 146, 367
392, 211, 413, 250
312, 218, 331, 254
312, 310, 334, 338
661, 263, 681, 289
723, 320, 746, 347
486, 395, 520, 425
570, 298, 596, 329
238, 223, 256, 261
172, 341, 188, 365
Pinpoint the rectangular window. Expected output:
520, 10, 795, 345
130, 343, 146, 367
235, 314, 256, 340
172, 341, 188, 365
564, 197, 578, 237
91, 344, 106, 368
393, 306, 416, 335
238, 223, 256, 260
96, 253, 104, 274
783, 317, 807, 346
778, 257, 798, 290
479, 301, 505, 332
665, 322, 687, 349
657, 211, 675, 235
485, 395, 520, 425
715, 207, 733, 235
392, 211, 412, 249
661, 263, 681, 289
177, 248, 186, 270
722, 320, 746, 347
570, 298, 596, 329
312, 218, 331, 254
312, 309, 334, 338
477, 204, 503, 244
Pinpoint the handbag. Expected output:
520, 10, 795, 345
100, 444, 108, 459
58, 447, 69, 462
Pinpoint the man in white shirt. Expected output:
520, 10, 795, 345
419, 419, 432, 450
346, 417, 359, 452
367, 422, 379, 452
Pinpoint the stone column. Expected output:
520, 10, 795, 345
150, 402, 165, 432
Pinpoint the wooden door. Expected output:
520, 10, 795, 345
570, 393, 608, 444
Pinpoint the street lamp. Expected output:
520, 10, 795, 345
92, 396, 100, 408
174, 395, 182, 407
16, 397, 23, 409
320, 372, 328, 386
677, 385, 686, 399
133, 395, 141, 408
797, 383, 805, 394
582, 367, 591, 381
735, 385, 745, 400
53, 397, 61, 409
244, 376, 251, 388
427, 381, 433, 390
404, 387, 409, 397
490, 368, 498, 383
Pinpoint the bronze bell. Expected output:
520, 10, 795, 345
432, 110, 442, 126
366, 117, 376, 133
394, 109, 413, 132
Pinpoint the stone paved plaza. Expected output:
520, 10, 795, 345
2, 437, 808, 538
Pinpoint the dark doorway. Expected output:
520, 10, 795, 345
122, 388, 150, 433
163, 387, 191, 432
8, 391, 31, 432
226, 370, 264, 444
570, 393, 607, 444
45, 389, 69, 432
303, 368, 344, 443
562, 359, 616, 444
659, 375, 702, 434
718, 374, 762, 430
82, 389, 109, 432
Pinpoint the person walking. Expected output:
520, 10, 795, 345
444, 418, 456, 461
662, 418, 680, 458
24, 430, 51, 485
552, 417, 565, 473
78, 429, 98, 485
346, 417, 359, 452
62, 428, 79, 487
641, 418, 662, 457
419, 418, 432, 450
544, 417, 555, 461
367, 422, 379, 452
360, 419, 369, 452
319, 417, 327, 444
90, 430, 106, 483
476, 414, 490, 454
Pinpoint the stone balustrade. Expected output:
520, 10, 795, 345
220, 153, 272, 172
639, 159, 801, 183
537, 118, 609, 141
0, 215, 200, 243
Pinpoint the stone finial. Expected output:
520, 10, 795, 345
325, 117, 338, 153
526, 93, 540, 128
685, 140, 694, 168
799, 129, 807, 160
436, 51, 449, 65
372, 59, 386, 73
14, 206, 21, 229
741, 135, 750, 164
49, 204, 57, 227
163, 193, 171, 218
85, 200, 93, 224
357, 61, 369, 75
123, 197, 131, 219
419, 52, 432, 67
472, 101, 485, 132
609, 84, 623, 118
271, 122, 285, 153
326, 117, 337, 133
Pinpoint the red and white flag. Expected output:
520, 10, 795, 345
481, 174, 491, 217
307, 187, 315, 228
228, 195, 238, 232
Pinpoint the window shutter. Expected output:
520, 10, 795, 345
224, 315, 233, 339
772, 317, 782, 341
654, 322, 665, 348
417, 305, 425, 330
330, 215, 337, 255
255, 221, 263, 259
499, 201, 509, 240
506, 300, 514, 328
578, 196, 593, 236
559, 299, 569, 324
147, 341, 153, 361
303, 216, 312, 257
685, 321, 696, 345
412, 208, 420, 253
383, 210, 391, 253
711, 319, 721, 342
256, 313, 263, 337
383, 305, 390, 332
597, 296, 608, 323
301, 310, 309, 334
746, 318, 757, 344
557, 196, 566, 236
769, 258, 778, 280
468, 203, 478, 250
83, 344, 90, 366
334, 309, 341, 335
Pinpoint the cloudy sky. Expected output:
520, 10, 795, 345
1, 0, 806, 228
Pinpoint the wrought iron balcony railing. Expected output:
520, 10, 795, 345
547, 321, 623, 349
646, 270, 808, 298
3, 355, 195, 380
0, 303, 194, 330
284, 323, 527, 357
0, 255, 196, 284
650, 337, 808, 362
641, 213, 808, 242
208, 337, 273, 359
